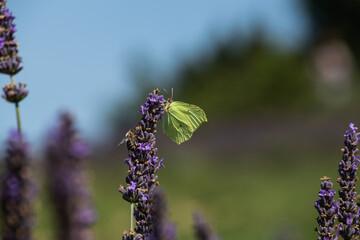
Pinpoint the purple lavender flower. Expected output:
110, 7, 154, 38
120, 89, 165, 240
1, 130, 36, 240
0, 0, 22, 76
2, 82, 28, 103
337, 123, 360, 239
45, 113, 96, 240
315, 177, 339, 240
193, 212, 221, 240
148, 190, 177, 240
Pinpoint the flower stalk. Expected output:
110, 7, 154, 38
120, 89, 165, 240
148, 190, 176, 240
45, 113, 96, 240
11, 75, 22, 140
0, 0, 26, 141
193, 212, 221, 240
1, 130, 36, 240
337, 123, 360, 239
315, 176, 339, 240
131, 203, 134, 231
0, 2, 35, 240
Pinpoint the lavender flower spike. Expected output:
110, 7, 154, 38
148, 190, 177, 240
337, 123, 360, 239
193, 212, 222, 240
1, 130, 36, 240
46, 113, 96, 240
315, 176, 339, 240
0, 0, 22, 76
120, 89, 165, 240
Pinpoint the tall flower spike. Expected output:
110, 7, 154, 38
120, 89, 165, 240
1, 130, 36, 240
0, 0, 22, 75
148, 190, 177, 240
337, 123, 360, 239
315, 177, 339, 240
193, 212, 222, 240
46, 113, 96, 240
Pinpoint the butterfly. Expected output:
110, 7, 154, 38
162, 100, 207, 145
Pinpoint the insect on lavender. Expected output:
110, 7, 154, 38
119, 89, 208, 240
120, 89, 165, 240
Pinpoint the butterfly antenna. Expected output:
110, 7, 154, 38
171, 88, 174, 99
162, 88, 169, 96
163, 88, 173, 101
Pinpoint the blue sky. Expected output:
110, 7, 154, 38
1, 0, 308, 149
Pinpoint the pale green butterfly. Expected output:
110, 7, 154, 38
162, 92, 207, 145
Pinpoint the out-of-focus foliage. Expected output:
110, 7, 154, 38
109, 60, 172, 136
175, 33, 315, 119
302, 0, 360, 60
34, 149, 342, 240
109, 0, 360, 132
110, 31, 317, 134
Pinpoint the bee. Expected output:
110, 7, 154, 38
118, 129, 138, 151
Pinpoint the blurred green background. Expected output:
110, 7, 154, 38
4, 0, 360, 239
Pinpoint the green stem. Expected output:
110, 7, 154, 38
130, 203, 134, 231
15, 102, 22, 142
11, 75, 22, 142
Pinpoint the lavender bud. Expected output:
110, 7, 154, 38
120, 89, 165, 239
148, 190, 177, 240
0, 0, 22, 75
337, 123, 360, 239
193, 212, 221, 240
122, 231, 143, 240
45, 113, 96, 240
315, 176, 339, 240
1, 130, 36, 240
2, 82, 28, 103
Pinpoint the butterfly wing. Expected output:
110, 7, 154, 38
170, 101, 207, 132
162, 108, 193, 145
162, 101, 207, 145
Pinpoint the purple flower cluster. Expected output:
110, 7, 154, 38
193, 213, 221, 240
120, 89, 165, 240
148, 190, 176, 240
315, 177, 339, 240
1, 130, 35, 240
2, 82, 28, 103
337, 123, 360, 239
0, 0, 22, 76
45, 113, 96, 240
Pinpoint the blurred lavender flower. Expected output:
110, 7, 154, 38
2, 82, 28, 103
0, 0, 22, 76
1, 130, 36, 240
120, 89, 165, 240
46, 113, 96, 240
337, 123, 360, 239
315, 177, 339, 240
270, 225, 300, 240
193, 213, 221, 240
148, 190, 176, 240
